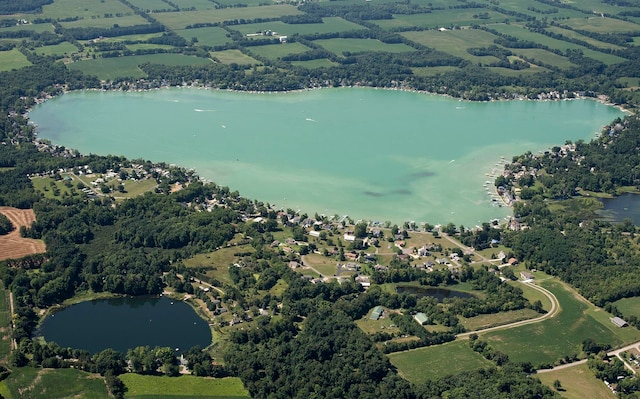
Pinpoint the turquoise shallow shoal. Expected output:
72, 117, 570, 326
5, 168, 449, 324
29, 87, 625, 226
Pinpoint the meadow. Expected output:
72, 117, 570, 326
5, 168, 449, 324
175, 27, 231, 48
372, 9, 508, 30
68, 54, 213, 80
536, 363, 613, 399
483, 279, 640, 366
211, 50, 260, 65
120, 374, 250, 399
401, 29, 502, 65
614, 297, 640, 320
248, 42, 310, 60
0, 283, 10, 363
562, 16, 640, 33
387, 339, 492, 383
32, 42, 79, 57
229, 17, 363, 37
0, 49, 30, 72
313, 38, 415, 56
152, 6, 302, 31
40, 0, 139, 24
0, 368, 110, 399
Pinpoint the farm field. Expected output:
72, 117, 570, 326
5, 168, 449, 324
32, 42, 79, 57
459, 308, 541, 331
401, 29, 502, 64
248, 42, 310, 60
152, 6, 302, 30
170, 0, 218, 11
211, 50, 260, 65
511, 48, 575, 69
120, 374, 250, 398
59, 14, 149, 29
562, 16, 640, 33
546, 26, 625, 51
0, 49, 30, 72
68, 54, 213, 80
0, 283, 10, 363
0, 207, 46, 261
229, 17, 364, 37
183, 245, 255, 286
388, 339, 492, 383
372, 9, 507, 30
0, 367, 110, 399
536, 363, 613, 399
128, 0, 171, 12
175, 27, 231, 48
40, 0, 135, 21
291, 59, 338, 69
0, 23, 54, 34
314, 38, 414, 56
483, 280, 640, 366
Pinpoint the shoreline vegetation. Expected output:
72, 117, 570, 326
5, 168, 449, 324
4, 0, 640, 396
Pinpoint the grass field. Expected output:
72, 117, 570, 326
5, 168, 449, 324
152, 5, 302, 30
32, 42, 79, 57
211, 50, 260, 65
68, 54, 213, 80
314, 38, 414, 56
562, 16, 640, 33
248, 42, 310, 60
176, 27, 231, 48
128, 0, 172, 12
483, 280, 640, 366
614, 296, 640, 320
373, 9, 508, 30
120, 374, 250, 398
170, 0, 218, 11
459, 308, 541, 331
60, 14, 149, 29
511, 48, 575, 69
486, 0, 585, 19
546, 26, 625, 51
0, 23, 54, 34
402, 29, 502, 64
291, 59, 339, 68
388, 340, 492, 383
536, 363, 613, 399
0, 368, 110, 399
41, 0, 135, 20
411, 66, 460, 76
0, 48, 30, 71
229, 17, 364, 37
183, 244, 255, 286
0, 282, 10, 363
301, 253, 338, 277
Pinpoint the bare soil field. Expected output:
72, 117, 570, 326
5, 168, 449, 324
0, 207, 46, 261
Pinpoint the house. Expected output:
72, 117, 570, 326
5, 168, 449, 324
414, 312, 429, 325
344, 233, 356, 242
370, 306, 383, 320
508, 257, 519, 265
308, 230, 320, 238
611, 317, 628, 328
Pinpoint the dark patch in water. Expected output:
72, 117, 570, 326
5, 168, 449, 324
364, 191, 385, 197
410, 171, 435, 178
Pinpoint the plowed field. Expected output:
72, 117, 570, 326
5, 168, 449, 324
0, 207, 46, 261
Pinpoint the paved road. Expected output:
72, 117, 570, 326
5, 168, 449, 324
457, 280, 560, 339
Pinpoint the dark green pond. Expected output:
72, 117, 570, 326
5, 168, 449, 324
395, 286, 474, 301
37, 296, 212, 354
597, 193, 640, 225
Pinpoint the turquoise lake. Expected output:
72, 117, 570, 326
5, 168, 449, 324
29, 88, 625, 226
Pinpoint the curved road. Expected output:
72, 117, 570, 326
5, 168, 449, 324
457, 280, 560, 339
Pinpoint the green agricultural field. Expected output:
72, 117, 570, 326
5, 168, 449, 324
546, 26, 625, 51
488, 65, 548, 76
314, 38, 414, 56
486, 0, 584, 19
614, 296, 640, 320
128, 0, 171, 12
513, 280, 552, 311
211, 50, 260, 65
388, 340, 492, 384
183, 245, 255, 286
511, 48, 575, 69
33, 42, 79, 57
562, 16, 640, 33
483, 280, 640, 366
411, 66, 460, 76
60, 14, 149, 29
176, 27, 231, 48
230, 17, 364, 37
120, 374, 250, 398
0, 283, 10, 362
301, 253, 338, 277
84, 32, 165, 44
0, 23, 54, 34
40, 0, 138, 23
460, 308, 541, 331
373, 9, 507, 30
170, 0, 218, 11
152, 5, 302, 30
125, 43, 176, 52
0, 367, 110, 399
214, 0, 273, 7
112, 178, 158, 199
402, 29, 502, 64
0, 48, 30, 71
291, 59, 339, 69
536, 363, 613, 399
68, 54, 213, 80
249, 42, 310, 60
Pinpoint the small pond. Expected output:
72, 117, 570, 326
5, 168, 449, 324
597, 193, 640, 225
37, 296, 212, 354
395, 286, 475, 302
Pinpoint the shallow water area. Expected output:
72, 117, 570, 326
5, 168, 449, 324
29, 87, 625, 226
597, 193, 640, 225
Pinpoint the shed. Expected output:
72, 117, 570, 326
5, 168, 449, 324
611, 317, 628, 328
414, 312, 429, 325
370, 306, 383, 320
520, 271, 534, 280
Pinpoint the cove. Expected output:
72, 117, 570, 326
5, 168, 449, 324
29, 88, 625, 226
597, 193, 640, 225
37, 296, 212, 354
395, 285, 474, 302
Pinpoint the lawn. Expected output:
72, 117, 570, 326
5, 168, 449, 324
388, 340, 492, 384
314, 38, 415, 56
536, 363, 613, 399
68, 54, 213, 80
120, 374, 250, 398
152, 5, 302, 30
0, 48, 30, 71
0, 368, 110, 399
483, 279, 640, 367
614, 297, 640, 320
301, 253, 338, 277
211, 50, 261, 65
182, 244, 255, 286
